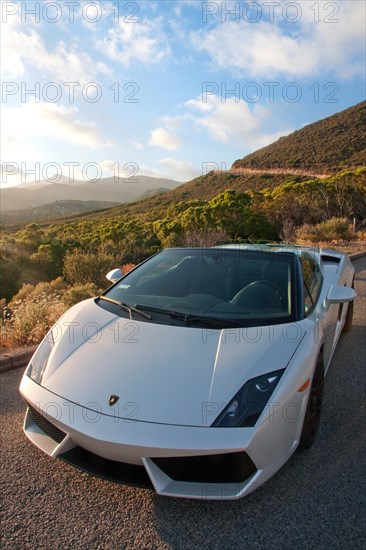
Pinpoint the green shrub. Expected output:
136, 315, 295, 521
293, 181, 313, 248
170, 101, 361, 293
63, 249, 117, 288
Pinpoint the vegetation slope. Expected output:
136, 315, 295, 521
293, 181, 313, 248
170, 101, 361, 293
232, 101, 366, 173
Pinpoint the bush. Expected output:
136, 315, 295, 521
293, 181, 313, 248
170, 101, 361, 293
62, 283, 100, 308
0, 255, 137, 348
0, 278, 103, 347
295, 217, 357, 243
9, 277, 67, 304
63, 249, 117, 289
0, 278, 68, 347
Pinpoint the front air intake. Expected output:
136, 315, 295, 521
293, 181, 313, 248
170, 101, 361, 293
151, 452, 257, 483
27, 403, 66, 444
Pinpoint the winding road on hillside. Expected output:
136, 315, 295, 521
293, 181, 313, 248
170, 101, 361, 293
1, 257, 365, 550
217, 167, 332, 179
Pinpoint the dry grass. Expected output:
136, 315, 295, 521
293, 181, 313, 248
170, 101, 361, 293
0, 262, 135, 349
0, 279, 68, 348
0, 278, 100, 349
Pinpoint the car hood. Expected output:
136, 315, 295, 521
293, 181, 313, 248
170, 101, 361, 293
42, 299, 306, 427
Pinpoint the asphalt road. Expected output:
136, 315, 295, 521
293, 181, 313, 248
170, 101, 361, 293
1, 257, 365, 550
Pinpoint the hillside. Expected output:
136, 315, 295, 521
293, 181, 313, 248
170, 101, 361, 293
232, 101, 366, 173
0, 200, 122, 225
0, 175, 181, 212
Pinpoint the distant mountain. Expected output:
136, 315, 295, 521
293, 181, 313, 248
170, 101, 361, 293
0, 200, 122, 225
0, 175, 181, 211
232, 101, 366, 174
15, 175, 74, 189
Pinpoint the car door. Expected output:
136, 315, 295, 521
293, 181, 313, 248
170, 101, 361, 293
302, 252, 344, 368
301, 252, 335, 367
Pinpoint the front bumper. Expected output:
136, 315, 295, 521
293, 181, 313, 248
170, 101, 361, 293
20, 374, 306, 500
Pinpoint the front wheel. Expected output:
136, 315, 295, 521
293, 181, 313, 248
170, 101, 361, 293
342, 300, 354, 333
299, 355, 324, 449
342, 278, 355, 334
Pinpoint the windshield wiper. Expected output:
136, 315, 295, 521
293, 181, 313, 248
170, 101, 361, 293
169, 312, 242, 328
135, 304, 172, 316
135, 304, 241, 328
97, 296, 152, 320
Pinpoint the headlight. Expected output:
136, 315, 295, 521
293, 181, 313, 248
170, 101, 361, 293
25, 330, 55, 384
212, 369, 285, 427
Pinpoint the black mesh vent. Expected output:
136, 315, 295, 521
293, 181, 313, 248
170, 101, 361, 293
27, 403, 66, 444
59, 447, 154, 490
151, 452, 257, 484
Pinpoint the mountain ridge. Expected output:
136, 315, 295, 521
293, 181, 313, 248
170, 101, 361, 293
0, 175, 181, 212
232, 101, 366, 173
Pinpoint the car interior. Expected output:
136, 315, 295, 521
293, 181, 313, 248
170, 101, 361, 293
107, 251, 294, 321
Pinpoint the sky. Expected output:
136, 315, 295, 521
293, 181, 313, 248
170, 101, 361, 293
1, 0, 365, 187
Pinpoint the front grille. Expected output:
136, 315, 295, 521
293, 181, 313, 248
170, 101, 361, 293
59, 446, 154, 490
27, 403, 66, 444
151, 452, 257, 484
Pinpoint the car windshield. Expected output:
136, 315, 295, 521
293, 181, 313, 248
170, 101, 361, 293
100, 248, 298, 327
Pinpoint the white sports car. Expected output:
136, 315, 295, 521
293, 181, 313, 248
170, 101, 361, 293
20, 244, 356, 500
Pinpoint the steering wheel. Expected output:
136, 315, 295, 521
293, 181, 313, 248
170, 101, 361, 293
231, 280, 285, 307
259, 281, 285, 302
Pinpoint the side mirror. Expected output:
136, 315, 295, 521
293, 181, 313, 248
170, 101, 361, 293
106, 268, 123, 283
326, 284, 356, 304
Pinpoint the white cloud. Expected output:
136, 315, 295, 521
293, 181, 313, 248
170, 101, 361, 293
191, 2, 366, 78
98, 17, 171, 67
135, 165, 167, 178
2, 101, 112, 151
0, 16, 110, 82
161, 115, 188, 131
0, 134, 39, 166
159, 158, 199, 181
185, 95, 293, 150
148, 127, 181, 150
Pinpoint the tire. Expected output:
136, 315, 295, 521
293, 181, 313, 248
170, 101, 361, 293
342, 300, 354, 333
342, 278, 355, 334
299, 354, 324, 449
